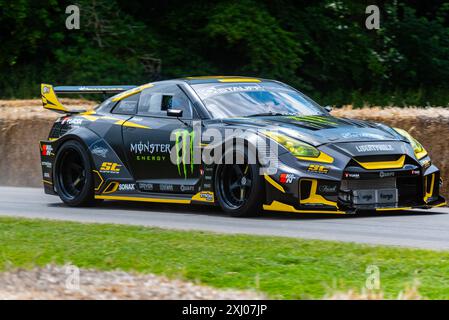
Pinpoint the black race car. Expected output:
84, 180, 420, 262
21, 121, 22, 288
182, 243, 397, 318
40, 76, 445, 217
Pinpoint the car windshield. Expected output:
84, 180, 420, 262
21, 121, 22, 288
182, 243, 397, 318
192, 82, 326, 119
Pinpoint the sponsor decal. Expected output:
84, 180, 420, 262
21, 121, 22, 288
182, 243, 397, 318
43, 172, 51, 178
203, 183, 212, 189
197, 85, 263, 99
43, 86, 50, 94
130, 141, 171, 154
41, 161, 52, 169
362, 194, 373, 201
130, 141, 171, 162
355, 144, 394, 152
319, 185, 337, 193
118, 184, 135, 191
379, 192, 394, 201
91, 146, 108, 158
174, 130, 196, 178
279, 173, 296, 184
159, 184, 174, 192
411, 170, 420, 175
61, 117, 83, 126
180, 185, 195, 192
138, 183, 154, 191
344, 172, 360, 179
136, 155, 167, 161
379, 171, 394, 178
199, 192, 214, 202
307, 164, 329, 174
341, 132, 384, 139
420, 159, 431, 169
100, 162, 121, 173
41, 144, 53, 156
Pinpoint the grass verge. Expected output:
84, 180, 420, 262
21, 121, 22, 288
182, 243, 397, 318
0, 216, 448, 299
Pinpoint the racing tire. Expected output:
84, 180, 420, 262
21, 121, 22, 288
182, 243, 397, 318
54, 140, 96, 207
214, 148, 264, 217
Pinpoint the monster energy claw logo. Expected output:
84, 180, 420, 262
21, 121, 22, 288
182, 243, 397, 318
173, 130, 195, 178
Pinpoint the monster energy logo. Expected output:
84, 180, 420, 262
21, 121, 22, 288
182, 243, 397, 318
173, 130, 195, 178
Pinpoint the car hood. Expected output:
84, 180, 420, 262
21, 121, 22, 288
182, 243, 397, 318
219, 115, 404, 147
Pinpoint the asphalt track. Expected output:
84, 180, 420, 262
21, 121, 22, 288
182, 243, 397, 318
0, 186, 448, 250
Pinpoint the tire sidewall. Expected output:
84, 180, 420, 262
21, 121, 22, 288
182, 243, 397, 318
54, 140, 95, 206
214, 146, 264, 217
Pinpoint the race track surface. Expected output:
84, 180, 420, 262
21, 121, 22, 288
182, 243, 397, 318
0, 186, 448, 250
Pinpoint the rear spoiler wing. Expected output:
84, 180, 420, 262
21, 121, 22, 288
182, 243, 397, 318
41, 83, 137, 114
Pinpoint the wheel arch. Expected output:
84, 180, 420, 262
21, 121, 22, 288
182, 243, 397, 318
52, 128, 101, 183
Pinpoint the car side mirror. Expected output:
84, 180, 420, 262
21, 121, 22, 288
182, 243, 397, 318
324, 105, 333, 113
167, 109, 183, 117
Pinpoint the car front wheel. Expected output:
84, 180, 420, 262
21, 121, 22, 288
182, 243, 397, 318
214, 149, 264, 217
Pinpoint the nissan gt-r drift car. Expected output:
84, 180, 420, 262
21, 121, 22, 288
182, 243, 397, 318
39, 76, 445, 217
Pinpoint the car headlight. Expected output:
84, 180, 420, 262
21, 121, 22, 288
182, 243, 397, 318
263, 131, 333, 163
393, 128, 428, 160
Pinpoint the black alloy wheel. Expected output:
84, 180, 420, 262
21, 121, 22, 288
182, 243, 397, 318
55, 140, 96, 207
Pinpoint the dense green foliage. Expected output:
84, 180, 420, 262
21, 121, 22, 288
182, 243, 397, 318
1, 217, 449, 299
0, 0, 448, 106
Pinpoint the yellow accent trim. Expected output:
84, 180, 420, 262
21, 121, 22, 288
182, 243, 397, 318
95, 195, 191, 204
355, 155, 405, 170
42, 180, 53, 185
48, 138, 58, 141
92, 170, 104, 192
416, 150, 428, 160
300, 179, 338, 208
41, 84, 69, 113
80, 110, 96, 115
263, 201, 345, 214
102, 182, 119, 194
185, 76, 228, 79
191, 191, 215, 203
114, 119, 151, 129
218, 78, 261, 83
297, 152, 334, 164
111, 83, 154, 102
424, 174, 435, 203
376, 207, 411, 211
264, 175, 285, 193
81, 115, 99, 122
432, 201, 447, 208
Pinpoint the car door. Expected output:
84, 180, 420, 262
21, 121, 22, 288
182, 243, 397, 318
121, 83, 201, 194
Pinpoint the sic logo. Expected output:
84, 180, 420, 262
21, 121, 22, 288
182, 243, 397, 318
307, 164, 329, 174
100, 162, 121, 173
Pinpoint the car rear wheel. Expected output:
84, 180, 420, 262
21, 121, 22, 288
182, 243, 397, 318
214, 149, 264, 217
54, 140, 96, 207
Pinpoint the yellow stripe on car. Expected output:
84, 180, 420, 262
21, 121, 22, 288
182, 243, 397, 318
355, 155, 405, 170
263, 201, 346, 214
264, 174, 285, 193
111, 83, 154, 102
95, 195, 191, 204
218, 78, 261, 83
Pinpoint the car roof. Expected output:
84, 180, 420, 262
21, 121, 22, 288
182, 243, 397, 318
179, 75, 267, 85
103, 76, 281, 106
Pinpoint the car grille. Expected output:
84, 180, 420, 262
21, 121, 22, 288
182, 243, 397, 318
340, 177, 396, 191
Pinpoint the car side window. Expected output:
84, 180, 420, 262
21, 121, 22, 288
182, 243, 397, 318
111, 93, 140, 115
138, 84, 193, 119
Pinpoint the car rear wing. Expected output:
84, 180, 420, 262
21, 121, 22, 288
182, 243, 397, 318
40, 83, 137, 114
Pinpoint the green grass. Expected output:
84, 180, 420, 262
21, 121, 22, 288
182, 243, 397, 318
0, 216, 449, 299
